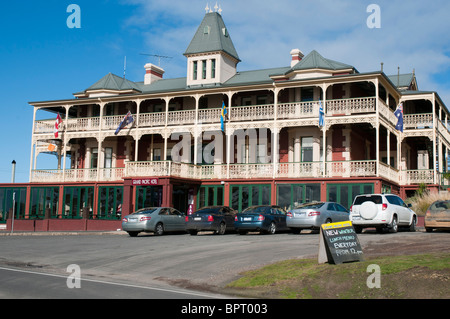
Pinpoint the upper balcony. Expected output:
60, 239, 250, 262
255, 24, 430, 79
33, 96, 386, 137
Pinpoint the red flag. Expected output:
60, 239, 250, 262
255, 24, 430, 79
54, 114, 62, 138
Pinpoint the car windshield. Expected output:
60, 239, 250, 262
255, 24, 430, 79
241, 206, 271, 214
195, 207, 221, 214
354, 195, 383, 205
132, 208, 157, 215
430, 201, 450, 211
295, 203, 324, 209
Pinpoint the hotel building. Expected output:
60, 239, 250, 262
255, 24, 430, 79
1, 10, 449, 231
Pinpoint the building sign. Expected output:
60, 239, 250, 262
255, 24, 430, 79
132, 178, 159, 186
318, 221, 364, 265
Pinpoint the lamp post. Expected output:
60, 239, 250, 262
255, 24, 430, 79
11, 160, 16, 234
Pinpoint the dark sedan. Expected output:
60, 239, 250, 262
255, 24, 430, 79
234, 205, 289, 235
185, 206, 237, 235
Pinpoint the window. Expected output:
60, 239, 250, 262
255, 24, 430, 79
301, 137, 313, 162
197, 185, 224, 208
135, 186, 163, 210
328, 183, 374, 209
230, 184, 271, 212
91, 148, 98, 168
29, 187, 59, 219
211, 59, 216, 79
63, 187, 94, 219
301, 88, 314, 102
202, 60, 207, 79
98, 186, 123, 220
193, 61, 198, 80
153, 148, 161, 161
0, 187, 26, 222
277, 184, 321, 211
104, 147, 113, 169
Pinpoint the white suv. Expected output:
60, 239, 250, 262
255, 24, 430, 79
350, 194, 417, 233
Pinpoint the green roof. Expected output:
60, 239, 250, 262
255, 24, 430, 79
184, 12, 240, 61
289, 50, 354, 72
86, 73, 142, 92
387, 73, 415, 89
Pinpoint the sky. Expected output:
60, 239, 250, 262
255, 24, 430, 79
0, 0, 449, 183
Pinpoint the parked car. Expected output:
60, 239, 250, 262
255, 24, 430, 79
425, 200, 450, 232
350, 194, 417, 233
234, 205, 289, 235
185, 206, 237, 235
287, 202, 350, 233
122, 207, 186, 237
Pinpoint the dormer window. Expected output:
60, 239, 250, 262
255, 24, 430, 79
193, 61, 198, 80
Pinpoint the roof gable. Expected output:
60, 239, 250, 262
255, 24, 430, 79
86, 73, 141, 92
184, 12, 240, 61
290, 50, 354, 72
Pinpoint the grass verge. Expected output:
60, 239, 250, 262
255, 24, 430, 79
224, 253, 450, 299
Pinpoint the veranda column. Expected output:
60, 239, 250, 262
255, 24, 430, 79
432, 93, 437, 184
62, 105, 70, 182
272, 126, 280, 178
96, 136, 104, 182
375, 78, 380, 177
29, 106, 38, 182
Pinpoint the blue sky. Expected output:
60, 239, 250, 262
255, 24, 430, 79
1, 0, 449, 183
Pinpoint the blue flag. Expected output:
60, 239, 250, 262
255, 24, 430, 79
394, 103, 404, 132
318, 100, 325, 128
220, 102, 227, 132
115, 111, 134, 135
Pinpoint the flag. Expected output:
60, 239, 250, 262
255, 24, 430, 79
115, 111, 134, 135
318, 100, 325, 128
220, 101, 227, 132
54, 114, 63, 138
394, 103, 404, 132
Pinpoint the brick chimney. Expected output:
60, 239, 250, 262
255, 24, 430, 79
290, 49, 304, 67
144, 63, 165, 85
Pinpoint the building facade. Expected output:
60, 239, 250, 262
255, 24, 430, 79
1, 11, 450, 231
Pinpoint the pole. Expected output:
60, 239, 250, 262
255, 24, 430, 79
11, 160, 16, 183
11, 192, 15, 234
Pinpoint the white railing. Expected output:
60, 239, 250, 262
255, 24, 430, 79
403, 113, 433, 129
327, 97, 376, 116
403, 169, 434, 185
32, 161, 437, 185
277, 101, 317, 120
139, 112, 165, 127
230, 104, 274, 121
326, 160, 376, 178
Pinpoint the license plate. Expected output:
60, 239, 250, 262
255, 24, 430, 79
129, 218, 138, 222
194, 217, 202, 221
243, 217, 252, 221
295, 213, 305, 217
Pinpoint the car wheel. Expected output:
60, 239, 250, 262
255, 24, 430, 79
266, 222, 276, 235
216, 222, 226, 235
128, 232, 139, 237
408, 217, 416, 232
155, 223, 164, 236
388, 216, 398, 233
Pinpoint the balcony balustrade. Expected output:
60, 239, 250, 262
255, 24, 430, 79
31, 160, 431, 185
33, 97, 393, 135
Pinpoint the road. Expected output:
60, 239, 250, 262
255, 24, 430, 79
0, 229, 449, 299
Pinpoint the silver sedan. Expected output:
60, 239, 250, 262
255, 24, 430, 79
287, 202, 350, 233
122, 207, 186, 237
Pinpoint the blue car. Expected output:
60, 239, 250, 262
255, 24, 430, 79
234, 205, 289, 235
185, 206, 237, 235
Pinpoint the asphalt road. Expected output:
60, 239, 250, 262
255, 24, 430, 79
0, 229, 449, 299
